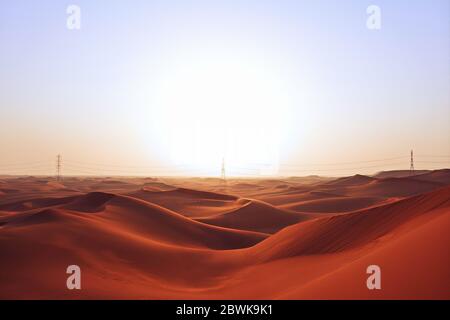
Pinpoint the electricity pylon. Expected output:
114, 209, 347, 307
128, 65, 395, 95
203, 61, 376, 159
56, 154, 62, 181
221, 157, 226, 181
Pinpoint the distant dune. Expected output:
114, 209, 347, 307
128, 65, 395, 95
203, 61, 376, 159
127, 187, 239, 218
280, 196, 383, 213
352, 177, 445, 197
412, 169, 450, 184
373, 170, 430, 179
325, 174, 377, 187
196, 198, 311, 233
0, 169, 449, 299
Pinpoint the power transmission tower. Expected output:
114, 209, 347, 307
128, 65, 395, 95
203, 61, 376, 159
410, 150, 414, 174
56, 154, 62, 181
221, 157, 226, 181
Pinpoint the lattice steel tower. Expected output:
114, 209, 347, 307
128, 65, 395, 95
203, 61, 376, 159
221, 157, 226, 181
56, 154, 62, 181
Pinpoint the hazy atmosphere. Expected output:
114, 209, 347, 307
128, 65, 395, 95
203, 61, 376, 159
1, 0, 449, 176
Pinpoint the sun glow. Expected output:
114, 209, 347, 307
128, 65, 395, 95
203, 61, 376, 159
153, 55, 293, 176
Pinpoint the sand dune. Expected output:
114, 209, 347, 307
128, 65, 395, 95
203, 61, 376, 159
141, 181, 177, 191
412, 168, 450, 184
280, 196, 384, 213
251, 186, 450, 261
190, 186, 450, 300
0, 172, 449, 299
255, 188, 329, 206
280, 210, 450, 299
127, 187, 239, 218
324, 174, 377, 187
0, 191, 267, 249
0, 195, 79, 212
373, 170, 430, 179
196, 198, 311, 233
352, 177, 444, 197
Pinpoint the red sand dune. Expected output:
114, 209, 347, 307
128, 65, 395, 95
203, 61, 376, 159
0, 170, 449, 299
324, 174, 377, 187
412, 168, 450, 184
196, 198, 312, 234
280, 196, 383, 213
351, 177, 445, 197
250, 186, 450, 261
126, 187, 239, 218
280, 210, 450, 299
373, 169, 430, 179
256, 189, 338, 206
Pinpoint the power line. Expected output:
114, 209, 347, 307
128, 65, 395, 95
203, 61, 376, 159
0, 161, 50, 169
64, 160, 189, 169
279, 161, 409, 173
1, 152, 449, 177
279, 155, 408, 167
416, 160, 450, 164
64, 164, 185, 174
416, 155, 450, 158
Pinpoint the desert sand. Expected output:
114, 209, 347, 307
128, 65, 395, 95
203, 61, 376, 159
0, 169, 449, 299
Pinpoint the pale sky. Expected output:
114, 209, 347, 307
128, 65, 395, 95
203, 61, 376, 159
0, 0, 449, 176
